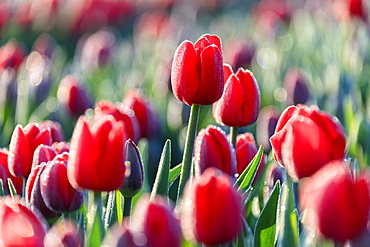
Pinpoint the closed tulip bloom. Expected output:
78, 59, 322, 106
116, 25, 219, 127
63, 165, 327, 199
0, 149, 23, 194
181, 167, 243, 245
131, 194, 182, 247
299, 161, 370, 242
171, 34, 224, 106
283, 68, 310, 105
270, 104, 346, 181
39, 120, 66, 142
194, 125, 236, 177
8, 122, 52, 178
68, 115, 127, 191
213, 63, 260, 127
31, 145, 57, 171
44, 219, 84, 247
0, 39, 26, 70
41, 153, 83, 213
0, 196, 47, 247
102, 223, 135, 247
256, 106, 280, 153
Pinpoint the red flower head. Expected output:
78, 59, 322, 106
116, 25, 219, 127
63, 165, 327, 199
194, 125, 236, 177
270, 104, 346, 181
0, 40, 26, 71
181, 167, 243, 245
213, 63, 260, 127
8, 122, 52, 178
171, 34, 224, 106
299, 161, 370, 242
68, 115, 127, 191
0, 149, 23, 195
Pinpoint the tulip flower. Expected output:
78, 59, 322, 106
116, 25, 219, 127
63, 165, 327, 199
181, 167, 243, 245
68, 115, 127, 191
32, 33, 58, 59
270, 104, 346, 181
194, 125, 236, 177
131, 194, 182, 247
31, 144, 57, 171
299, 161, 370, 243
39, 120, 66, 142
102, 223, 135, 247
256, 106, 280, 153
8, 122, 52, 178
213, 63, 260, 127
41, 153, 84, 213
123, 89, 158, 139
44, 219, 84, 247
51, 141, 70, 154
283, 68, 310, 105
0, 196, 47, 247
0, 39, 26, 70
171, 34, 224, 106
0, 149, 23, 194
225, 40, 255, 71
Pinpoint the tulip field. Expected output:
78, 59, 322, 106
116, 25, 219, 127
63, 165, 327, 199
0, 0, 370, 246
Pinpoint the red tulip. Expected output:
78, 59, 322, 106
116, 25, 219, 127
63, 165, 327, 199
8, 122, 52, 178
123, 89, 158, 139
348, 0, 367, 21
131, 194, 182, 247
0, 195, 47, 247
194, 125, 236, 177
0, 149, 23, 195
213, 63, 260, 127
94, 100, 140, 143
0, 40, 26, 71
181, 167, 243, 245
68, 115, 127, 191
299, 161, 370, 242
31, 144, 57, 171
270, 104, 346, 181
41, 153, 84, 213
171, 34, 224, 106
44, 219, 84, 247
224, 40, 255, 71
39, 120, 66, 142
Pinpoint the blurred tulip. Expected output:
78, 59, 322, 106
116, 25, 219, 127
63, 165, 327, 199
51, 142, 70, 154
32, 33, 58, 59
0, 39, 26, 71
102, 222, 135, 247
225, 40, 255, 71
213, 63, 260, 127
348, 0, 367, 21
0, 1, 11, 31
283, 68, 310, 105
94, 100, 140, 143
39, 120, 66, 142
123, 89, 158, 139
68, 115, 127, 191
120, 139, 144, 198
270, 104, 346, 181
0, 68, 17, 110
265, 161, 284, 192
41, 153, 83, 213
0, 149, 23, 195
171, 34, 224, 106
299, 161, 370, 243
8, 122, 52, 178
135, 11, 175, 40
44, 219, 84, 247
0, 195, 47, 247
57, 74, 93, 118
131, 194, 182, 247
181, 167, 243, 245
194, 125, 236, 177
256, 106, 280, 153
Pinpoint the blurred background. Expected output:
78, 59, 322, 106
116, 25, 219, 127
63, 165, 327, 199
0, 0, 369, 181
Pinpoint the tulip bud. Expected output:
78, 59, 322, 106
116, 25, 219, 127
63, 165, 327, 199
0, 39, 26, 70
31, 144, 57, 171
256, 106, 280, 153
41, 153, 84, 213
39, 120, 66, 142
194, 125, 236, 177
0, 149, 23, 195
120, 139, 144, 197
171, 34, 224, 106
225, 40, 255, 71
299, 161, 370, 242
181, 167, 243, 245
348, 0, 367, 21
102, 223, 135, 247
0, 195, 47, 247
131, 194, 182, 247
44, 219, 84, 247
68, 115, 127, 191
283, 68, 310, 105
213, 63, 260, 127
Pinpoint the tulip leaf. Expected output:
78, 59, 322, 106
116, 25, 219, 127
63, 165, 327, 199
86, 204, 104, 247
254, 181, 281, 247
7, 178, 17, 197
151, 139, 171, 199
0, 179, 4, 196
236, 146, 263, 191
169, 163, 182, 187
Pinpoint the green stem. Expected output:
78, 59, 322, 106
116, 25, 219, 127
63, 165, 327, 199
229, 126, 239, 149
176, 104, 201, 202
93, 191, 102, 217
123, 196, 132, 218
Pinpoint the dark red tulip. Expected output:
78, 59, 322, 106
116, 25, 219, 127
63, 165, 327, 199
41, 153, 83, 213
299, 161, 370, 242
94, 100, 140, 143
194, 125, 236, 177
39, 120, 65, 142
131, 194, 182, 247
171, 34, 224, 106
0, 195, 47, 247
8, 122, 52, 178
44, 219, 84, 247
102, 223, 135, 247
68, 115, 127, 191
181, 167, 243, 245
31, 144, 57, 171
123, 89, 158, 139
348, 0, 367, 21
32, 33, 58, 59
270, 104, 346, 181
0, 149, 23, 195
225, 40, 255, 71
283, 68, 310, 105
0, 40, 26, 70
213, 63, 260, 127
256, 106, 280, 153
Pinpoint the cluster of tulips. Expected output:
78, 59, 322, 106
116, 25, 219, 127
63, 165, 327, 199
0, 32, 369, 247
